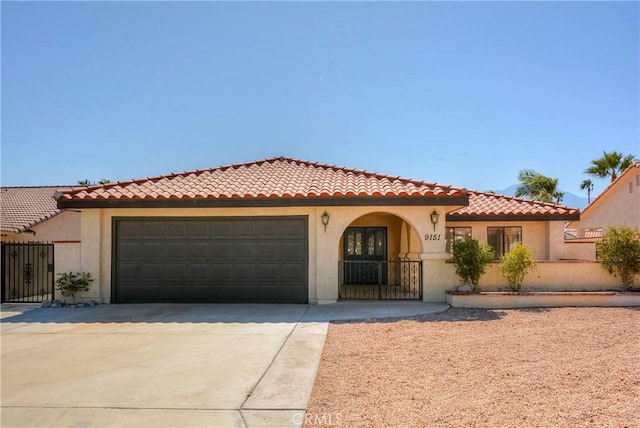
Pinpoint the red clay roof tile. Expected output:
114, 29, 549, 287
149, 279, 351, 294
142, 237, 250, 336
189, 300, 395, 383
56, 157, 466, 202
448, 191, 579, 219
1, 186, 71, 233
53, 157, 579, 219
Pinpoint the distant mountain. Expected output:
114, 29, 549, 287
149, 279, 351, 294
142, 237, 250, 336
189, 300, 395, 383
495, 185, 589, 210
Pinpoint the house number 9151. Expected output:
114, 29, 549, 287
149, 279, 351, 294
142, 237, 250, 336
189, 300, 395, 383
424, 234, 441, 241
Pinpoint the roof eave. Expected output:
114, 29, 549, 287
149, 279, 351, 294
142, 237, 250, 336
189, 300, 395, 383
57, 195, 470, 209
0, 210, 63, 234
446, 213, 581, 222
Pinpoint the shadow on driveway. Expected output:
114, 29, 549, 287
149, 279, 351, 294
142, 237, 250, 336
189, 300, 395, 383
1, 301, 452, 325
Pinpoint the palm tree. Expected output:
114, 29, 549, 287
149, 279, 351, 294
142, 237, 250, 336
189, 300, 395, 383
580, 179, 594, 204
77, 179, 91, 186
585, 151, 638, 182
98, 179, 111, 185
515, 169, 561, 204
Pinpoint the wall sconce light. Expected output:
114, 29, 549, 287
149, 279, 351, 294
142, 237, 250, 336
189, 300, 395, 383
321, 211, 330, 232
430, 210, 439, 231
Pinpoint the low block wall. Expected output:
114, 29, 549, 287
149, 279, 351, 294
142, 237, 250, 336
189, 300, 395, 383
451, 260, 622, 291
424, 259, 627, 303
446, 291, 640, 309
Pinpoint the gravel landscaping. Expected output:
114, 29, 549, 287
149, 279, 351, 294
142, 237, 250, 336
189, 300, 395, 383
304, 307, 639, 428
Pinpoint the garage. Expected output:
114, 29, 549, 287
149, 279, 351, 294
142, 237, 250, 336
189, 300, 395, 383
113, 216, 308, 303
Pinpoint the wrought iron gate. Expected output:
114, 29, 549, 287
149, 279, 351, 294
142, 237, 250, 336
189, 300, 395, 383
1, 242, 54, 303
339, 260, 422, 300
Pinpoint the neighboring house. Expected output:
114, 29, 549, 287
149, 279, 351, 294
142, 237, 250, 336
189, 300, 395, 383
1, 186, 80, 242
55, 157, 581, 304
566, 162, 640, 260
1, 186, 82, 302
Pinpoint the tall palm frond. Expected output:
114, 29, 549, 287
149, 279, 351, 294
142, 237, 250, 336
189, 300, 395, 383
585, 151, 638, 182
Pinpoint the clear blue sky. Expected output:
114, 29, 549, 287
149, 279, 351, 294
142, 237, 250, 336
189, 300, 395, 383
2, 1, 638, 202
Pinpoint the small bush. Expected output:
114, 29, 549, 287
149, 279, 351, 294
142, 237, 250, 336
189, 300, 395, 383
56, 272, 93, 302
452, 239, 495, 293
500, 242, 537, 291
597, 226, 640, 291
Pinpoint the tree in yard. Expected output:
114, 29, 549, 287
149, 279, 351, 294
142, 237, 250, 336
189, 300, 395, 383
596, 226, 640, 291
515, 169, 563, 204
580, 179, 594, 204
499, 242, 537, 291
452, 239, 495, 293
585, 151, 638, 183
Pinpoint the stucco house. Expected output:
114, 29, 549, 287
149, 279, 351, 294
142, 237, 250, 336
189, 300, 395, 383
54, 157, 590, 304
1, 186, 80, 243
1, 186, 81, 302
566, 162, 640, 260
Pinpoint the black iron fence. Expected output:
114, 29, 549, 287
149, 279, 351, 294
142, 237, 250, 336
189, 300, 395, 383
1, 242, 54, 303
339, 260, 422, 300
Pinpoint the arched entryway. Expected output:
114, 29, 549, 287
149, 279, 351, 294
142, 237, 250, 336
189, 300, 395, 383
338, 212, 422, 300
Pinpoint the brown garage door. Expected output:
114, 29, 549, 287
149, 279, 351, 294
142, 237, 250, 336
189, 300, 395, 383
113, 217, 308, 303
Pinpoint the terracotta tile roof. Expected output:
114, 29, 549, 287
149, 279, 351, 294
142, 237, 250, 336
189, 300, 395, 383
564, 228, 602, 239
584, 229, 603, 239
448, 191, 580, 220
56, 157, 467, 202
1, 186, 71, 233
53, 156, 580, 220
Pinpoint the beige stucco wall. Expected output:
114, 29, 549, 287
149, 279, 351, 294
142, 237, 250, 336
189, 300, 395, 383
572, 170, 640, 234
54, 242, 81, 277
426, 260, 623, 301
1, 211, 82, 291
563, 241, 597, 261
479, 261, 622, 291
75, 205, 454, 303
74, 205, 580, 304
1, 211, 81, 243
443, 220, 566, 260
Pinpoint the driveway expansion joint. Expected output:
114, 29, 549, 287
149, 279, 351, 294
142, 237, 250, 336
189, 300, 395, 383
240, 305, 312, 410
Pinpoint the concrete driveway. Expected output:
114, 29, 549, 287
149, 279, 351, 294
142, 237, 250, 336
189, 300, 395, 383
1, 302, 448, 428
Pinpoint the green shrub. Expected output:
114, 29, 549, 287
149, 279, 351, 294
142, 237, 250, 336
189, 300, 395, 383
452, 239, 495, 293
55, 272, 93, 302
597, 226, 640, 291
500, 242, 537, 291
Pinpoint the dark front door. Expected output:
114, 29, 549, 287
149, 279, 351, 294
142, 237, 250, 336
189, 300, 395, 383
343, 227, 387, 284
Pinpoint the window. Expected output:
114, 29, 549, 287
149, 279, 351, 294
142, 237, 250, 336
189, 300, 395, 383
446, 227, 472, 253
487, 227, 522, 259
